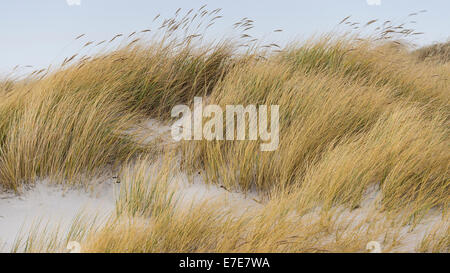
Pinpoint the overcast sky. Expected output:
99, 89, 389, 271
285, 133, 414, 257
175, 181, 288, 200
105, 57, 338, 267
1, 0, 448, 76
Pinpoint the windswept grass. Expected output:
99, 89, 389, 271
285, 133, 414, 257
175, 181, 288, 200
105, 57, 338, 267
182, 36, 449, 218
1, 7, 448, 252
415, 41, 450, 63
0, 83, 140, 191
115, 155, 177, 218
0, 8, 236, 191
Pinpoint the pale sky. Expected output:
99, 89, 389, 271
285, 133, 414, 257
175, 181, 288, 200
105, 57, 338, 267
0, 0, 448, 76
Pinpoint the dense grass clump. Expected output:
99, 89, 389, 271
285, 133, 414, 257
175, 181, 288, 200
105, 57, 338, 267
415, 41, 450, 63
182, 36, 449, 218
0, 11, 235, 191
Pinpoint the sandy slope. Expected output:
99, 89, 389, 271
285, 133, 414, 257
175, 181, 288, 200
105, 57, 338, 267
0, 120, 259, 251
0, 180, 116, 251
0, 119, 445, 252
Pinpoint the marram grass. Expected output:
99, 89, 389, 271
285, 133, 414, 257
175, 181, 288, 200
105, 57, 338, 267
1, 8, 449, 252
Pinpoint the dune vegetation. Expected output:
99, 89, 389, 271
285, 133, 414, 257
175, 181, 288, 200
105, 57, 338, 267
0, 7, 448, 253
414, 41, 450, 63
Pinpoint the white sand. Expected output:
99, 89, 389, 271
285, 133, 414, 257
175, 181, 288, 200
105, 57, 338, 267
0, 180, 117, 251
172, 171, 261, 215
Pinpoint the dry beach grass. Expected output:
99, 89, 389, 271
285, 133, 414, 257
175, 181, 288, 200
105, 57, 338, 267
0, 7, 448, 253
